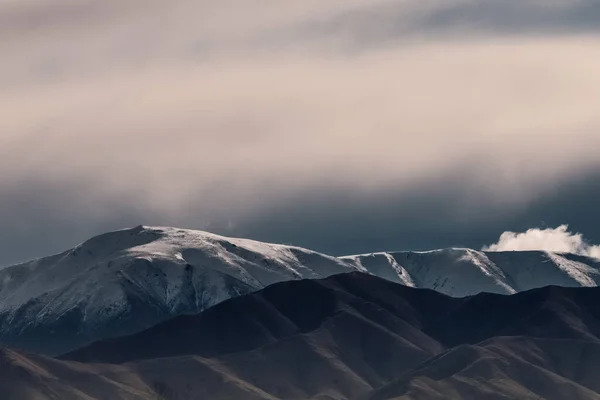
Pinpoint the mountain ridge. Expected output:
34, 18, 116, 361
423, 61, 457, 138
63, 272, 600, 364
24, 272, 600, 400
2, 225, 600, 356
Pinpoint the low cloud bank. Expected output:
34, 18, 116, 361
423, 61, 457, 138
484, 225, 600, 259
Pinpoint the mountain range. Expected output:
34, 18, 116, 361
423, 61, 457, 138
3, 272, 600, 399
1, 225, 600, 355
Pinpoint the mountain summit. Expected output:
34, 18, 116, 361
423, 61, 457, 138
0, 226, 355, 355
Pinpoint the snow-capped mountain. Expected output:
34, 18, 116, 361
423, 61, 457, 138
342, 248, 600, 297
2, 225, 600, 356
0, 225, 357, 355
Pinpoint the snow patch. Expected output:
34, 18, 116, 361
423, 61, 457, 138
383, 253, 416, 288
544, 252, 599, 287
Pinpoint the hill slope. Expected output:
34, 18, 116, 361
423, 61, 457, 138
64, 273, 600, 365
368, 337, 600, 400
5, 273, 600, 400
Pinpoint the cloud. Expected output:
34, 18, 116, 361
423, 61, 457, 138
483, 225, 600, 258
3, 1, 600, 211
280, 0, 600, 51
3, 36, 600, 215
2, 0, 600, 264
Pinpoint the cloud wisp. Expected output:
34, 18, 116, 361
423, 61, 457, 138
484, 225, 600, 259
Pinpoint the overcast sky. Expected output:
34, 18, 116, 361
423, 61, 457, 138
1, 0, 600, 266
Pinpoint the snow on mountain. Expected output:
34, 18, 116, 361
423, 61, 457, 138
3, 225, 600, 356
341, 248, 600, 297
0, 225, 359, 355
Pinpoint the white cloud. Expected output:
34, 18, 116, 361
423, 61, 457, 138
483, 225, 600, 258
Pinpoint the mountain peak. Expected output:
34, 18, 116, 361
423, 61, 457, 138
0, 226, 356, 355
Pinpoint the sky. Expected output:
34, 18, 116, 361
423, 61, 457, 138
1, 0, 600, 266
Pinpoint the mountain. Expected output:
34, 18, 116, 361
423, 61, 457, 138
0, 347, 278, 400
368, 336, 600, 400
2, 225, 600, 356
63, 272, 448, 364
0, 225, 356, 355
5, 272, 600, 400
6, 339, 600, 400
342, 248, 600, 296
63, 272, 600, 365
